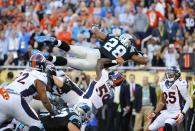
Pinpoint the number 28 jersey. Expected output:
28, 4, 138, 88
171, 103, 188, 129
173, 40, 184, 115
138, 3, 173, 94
99, 35, 138, 60
160, 79, 188, 112
5, 69, 48, 102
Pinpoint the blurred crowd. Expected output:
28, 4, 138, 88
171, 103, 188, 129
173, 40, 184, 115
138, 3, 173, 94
0, 0, 195, 69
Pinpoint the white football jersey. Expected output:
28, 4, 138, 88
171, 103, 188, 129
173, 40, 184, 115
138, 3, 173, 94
5, 69, 48, 102
83, 69, 114, 109
160, 78, 189, 112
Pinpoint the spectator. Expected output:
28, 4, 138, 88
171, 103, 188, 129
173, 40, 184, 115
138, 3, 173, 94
154, 0, 165, 16
164, 12, 180, 43
161, 44, 179, 67
133, 6, 148, 41
0, 30, 8, 65
129, 74, 142, 131
134, 76, 157, 131
146, 3, 165, 35
18, 26, 30, 59
71, 17, 85, 41
152, 47, 165, 67
89, 34, 100, 48
75, 33, 90, 47
151, 74, 161, 102
146, 37, 160, 66
0, 71, 14, 87
119, 5, 135, 28
186, 75, 195, 131
184, 8, 195, 35
4, 31, 20, 66
119, 79, 131, 131
152, 19, 169, 42
101, 0, 112, 18
114, 0, 126, 17
56, 23, 72, 44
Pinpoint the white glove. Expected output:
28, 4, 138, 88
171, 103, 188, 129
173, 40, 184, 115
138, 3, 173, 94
176, 112, 184, 124
91, 24, 100, 33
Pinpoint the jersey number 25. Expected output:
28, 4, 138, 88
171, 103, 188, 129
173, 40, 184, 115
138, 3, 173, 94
163, 92, 176, 104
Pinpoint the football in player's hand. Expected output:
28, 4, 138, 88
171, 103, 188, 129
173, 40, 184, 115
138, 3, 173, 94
116, 56, 124, 65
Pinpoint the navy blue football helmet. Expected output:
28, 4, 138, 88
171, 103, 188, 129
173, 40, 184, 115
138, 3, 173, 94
109, 71, 124, 86
165, 66, 181, 82
29, 53, 47, 72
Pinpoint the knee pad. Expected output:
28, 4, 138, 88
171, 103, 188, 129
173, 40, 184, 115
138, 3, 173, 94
164, 123, 172, 131
29, 126, 41, 131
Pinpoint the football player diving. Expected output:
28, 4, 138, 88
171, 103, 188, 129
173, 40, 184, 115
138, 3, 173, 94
34, 25, 148, 70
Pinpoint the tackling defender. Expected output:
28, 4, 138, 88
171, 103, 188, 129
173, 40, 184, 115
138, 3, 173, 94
0, 53, 54, 131
35, 26, 147, 70
147, 66, 191, 131
50, 58, 124, 113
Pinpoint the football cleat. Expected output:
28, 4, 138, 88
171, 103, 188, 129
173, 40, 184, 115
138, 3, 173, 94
31, 49, 49, 58
35, 35, 56, 44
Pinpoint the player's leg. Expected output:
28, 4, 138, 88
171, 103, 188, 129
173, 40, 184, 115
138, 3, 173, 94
164, 119, 176, 131
12, 96, 43, 131
48, 48, 100, 70
66, 58, 96, 70
148, 112, 169, 131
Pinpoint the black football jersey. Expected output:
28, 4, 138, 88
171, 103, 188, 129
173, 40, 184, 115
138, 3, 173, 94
41, 108, 82, 131
99, 35, 139, 60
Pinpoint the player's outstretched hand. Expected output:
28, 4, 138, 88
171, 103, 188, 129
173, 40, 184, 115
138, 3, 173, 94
116, 56, 124, 65
176, 112, 184, 124
147, 112, 156, 120
35, 36, 57, 45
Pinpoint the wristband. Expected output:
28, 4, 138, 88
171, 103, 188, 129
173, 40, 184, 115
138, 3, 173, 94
112, 60, 117, 64
153, 111, 157, 115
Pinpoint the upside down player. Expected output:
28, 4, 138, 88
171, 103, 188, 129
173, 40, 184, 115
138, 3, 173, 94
41, 99, 92, 131
0, 53, 54, 131
147, 66, 191, 131
34, 25, 147, 70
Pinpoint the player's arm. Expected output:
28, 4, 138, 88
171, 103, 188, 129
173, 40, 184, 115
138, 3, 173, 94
178, 80, 192, 115
67, 122, 80, 131
148, 92, 165, 119
52, 76, 64, 88
95, 58, 112, 81
91, 26, 107, 41
34, 79, 53, 113
131, 54, 148, 65
52, 75, 84, 95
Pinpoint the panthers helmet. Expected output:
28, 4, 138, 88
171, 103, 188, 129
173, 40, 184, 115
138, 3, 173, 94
109, 71, 124, 86
119, 33, 135, 47
165, 66, 181, 82
29, 53, 47, 72
73, 99, 92, 123
45, 62, 57, 76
